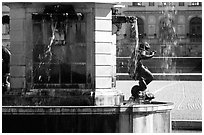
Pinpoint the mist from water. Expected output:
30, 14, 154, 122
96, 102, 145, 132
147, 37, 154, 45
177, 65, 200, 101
159, 3, 178, 79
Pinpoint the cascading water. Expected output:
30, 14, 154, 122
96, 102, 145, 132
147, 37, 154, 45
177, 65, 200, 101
159, 2, 178, 79
37, 21, 57, 82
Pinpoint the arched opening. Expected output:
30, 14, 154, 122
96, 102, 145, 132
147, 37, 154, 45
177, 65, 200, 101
189, 17, 202, 42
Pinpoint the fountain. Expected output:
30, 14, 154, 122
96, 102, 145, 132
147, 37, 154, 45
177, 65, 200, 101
2, 2, 173, 133
159, 2, 178, 80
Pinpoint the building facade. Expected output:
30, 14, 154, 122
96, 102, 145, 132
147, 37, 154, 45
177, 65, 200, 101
2, 2, 121, 106
2, 2, 202, 96
115, 2, 202, 80
3, 2, 202, 56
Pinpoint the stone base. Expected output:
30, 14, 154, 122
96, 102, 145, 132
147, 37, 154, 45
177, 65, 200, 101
2, 102, 174, 133
2, 89, 94, 106
95, 89, 124, 106
3, 89, 125, 106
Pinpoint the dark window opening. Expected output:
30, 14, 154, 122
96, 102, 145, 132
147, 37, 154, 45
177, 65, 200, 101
189, 17, 202, 42
149, 2, 155, 6
190, 2, 202, 6
179, 2, 185, 6
132, 2, 143, 6
32, 13, 87, 89
159, 2, 174, 7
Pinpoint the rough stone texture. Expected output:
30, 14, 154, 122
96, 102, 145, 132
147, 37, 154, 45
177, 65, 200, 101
3, 89, 94, 106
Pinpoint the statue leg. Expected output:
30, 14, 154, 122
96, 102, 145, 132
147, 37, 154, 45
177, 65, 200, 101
139, 77, 147, 91
139, 65, 155, 101
140, 65, 154, 86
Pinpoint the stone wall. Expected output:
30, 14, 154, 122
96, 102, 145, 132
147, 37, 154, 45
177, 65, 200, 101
4, 2, 123, 106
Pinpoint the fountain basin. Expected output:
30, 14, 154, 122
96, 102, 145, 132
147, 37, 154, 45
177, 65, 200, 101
2, 101, 173, 133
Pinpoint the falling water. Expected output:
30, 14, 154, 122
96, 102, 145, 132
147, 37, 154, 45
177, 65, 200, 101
37, 21, 58, 83
159, 2, 178, 79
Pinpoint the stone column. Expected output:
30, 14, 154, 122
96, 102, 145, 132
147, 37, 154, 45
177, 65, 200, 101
94, 3, 123, 106
7, 3, 45, 94
8, 3, 28, 94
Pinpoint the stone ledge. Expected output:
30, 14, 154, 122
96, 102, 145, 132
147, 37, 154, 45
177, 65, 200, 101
2, 89, 94, 106
2, 106, 120, 115
172, 120, 202, 130
2, 101, 173, 115
2, 101, 173, 133
121, 101, 174, 112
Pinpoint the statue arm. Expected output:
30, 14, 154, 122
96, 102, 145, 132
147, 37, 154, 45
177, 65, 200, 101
140, 50, 156, 60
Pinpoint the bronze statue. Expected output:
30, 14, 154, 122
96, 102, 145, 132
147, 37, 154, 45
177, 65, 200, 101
128, 42, 156, 102
2, 46, 11, 94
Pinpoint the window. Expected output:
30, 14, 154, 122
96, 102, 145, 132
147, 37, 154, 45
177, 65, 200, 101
132, 2, 143, 6
179, 2, 185, 6
162, 2, 167, 6
191, 2, 202, 6
148, 25, 156, 35
148, 16, 156, 36
32, 14, 88, 88
149, 2, 155, 6
177, 16, 185, 36
177, 25, 185, 35
189, 17, 202, 42
159, 2, 174, 7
